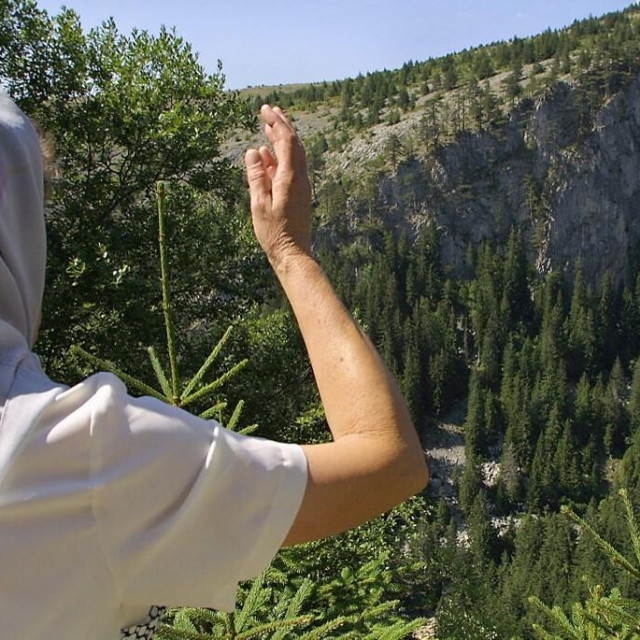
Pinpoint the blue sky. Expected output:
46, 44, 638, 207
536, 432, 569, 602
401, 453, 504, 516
37, 0, 639, 90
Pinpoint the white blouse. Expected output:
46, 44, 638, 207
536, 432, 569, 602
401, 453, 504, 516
0, 366, 308, 640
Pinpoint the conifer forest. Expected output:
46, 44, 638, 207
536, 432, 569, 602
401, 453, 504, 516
3, 0, 640, 637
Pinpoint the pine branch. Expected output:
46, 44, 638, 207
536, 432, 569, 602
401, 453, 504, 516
234, 615, 314, 640
157, 623, 213, 640
224, 612, 235, 638
199, 402, 227, 420
271, 578, 314, 640
180, 359, 249, 408
581, 615, 615, 638
591, 599, 640, 632
235, 572, 268, 632
71, 345, 165, 402
148, 346, 173, 399
375, 617, 428, 640
182, 325, 234, 399
157, 182, 180, 401
529, 597, 578, 639
173, 609, 200, 633
619, 489, 640, 572
359, 600, 399, 622
226, 400, 244, 432
296, 616, 350, 640
531, 624, 561, 640
239, 424, 259, 436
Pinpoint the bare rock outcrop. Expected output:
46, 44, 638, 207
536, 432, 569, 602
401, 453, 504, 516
371, 75, 640, 288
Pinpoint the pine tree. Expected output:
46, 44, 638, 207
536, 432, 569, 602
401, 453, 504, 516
503, 374, 535, 473
603, 359, 629, 456
501, 227, 532, 327
596, 271, 617, 370
573, 373, 594, 448
400, 318, 423, 424
629, 358, 640, 434
540, 286, 568, 374
498, 441, 523, 509
567, 260, 596, 379
465, 369, 488, 459
527, 408, 564, 510
468, 490, 498, 569
554, 420, 583, 502
459, 457, 484, 515
385, 133, 403, 172
484, 389, 500, 449
502, 515, 546, 634
502, 63, 523, 107
534, 514, 576, 608
620, 285, 640, 362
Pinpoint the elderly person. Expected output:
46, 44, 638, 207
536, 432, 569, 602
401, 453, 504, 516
0, 92, 427, 640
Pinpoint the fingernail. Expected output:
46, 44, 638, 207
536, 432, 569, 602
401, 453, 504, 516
245, 148, 261, 165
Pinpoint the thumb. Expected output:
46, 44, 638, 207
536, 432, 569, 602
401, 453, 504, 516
245, 148, 271, 206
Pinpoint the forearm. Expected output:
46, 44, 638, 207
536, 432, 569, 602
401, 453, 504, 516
272, 249, 415, 448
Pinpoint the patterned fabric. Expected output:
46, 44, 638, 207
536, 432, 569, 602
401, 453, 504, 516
120, 606, 167, 640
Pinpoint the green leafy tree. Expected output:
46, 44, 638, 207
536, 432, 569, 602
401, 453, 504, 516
0, 1, 255, 382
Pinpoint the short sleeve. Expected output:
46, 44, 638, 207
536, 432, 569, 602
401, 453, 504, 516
89, 374, 308, 612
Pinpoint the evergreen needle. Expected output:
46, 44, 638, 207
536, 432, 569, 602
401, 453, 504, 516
182, 325, 234, 399
180, 359, 249, 407
226, 400, 244, 432
148, 346, 173, 399
234, 616, 314, 640
199, 402, 228, 420
71, 345, 165, 402
239, 424, 259, 436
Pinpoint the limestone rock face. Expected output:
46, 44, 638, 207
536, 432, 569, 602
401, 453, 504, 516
373, 75, 640, 287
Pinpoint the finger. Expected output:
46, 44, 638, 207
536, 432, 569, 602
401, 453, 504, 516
264, 122, 276, 146
259, 145, 276, 167
261, 104, 298, 142
261, 105, 299, 169
259, 145, 277, 181
244, 148, 271, 206
260, 104, 289, 130
272, 106, 296, 133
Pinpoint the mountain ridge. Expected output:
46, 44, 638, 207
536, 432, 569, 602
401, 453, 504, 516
224, 3, 640, 288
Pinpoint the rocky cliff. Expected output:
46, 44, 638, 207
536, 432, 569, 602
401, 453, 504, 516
370, 75, 640, 287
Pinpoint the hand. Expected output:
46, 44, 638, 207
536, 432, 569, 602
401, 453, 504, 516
245, 105, 312, 265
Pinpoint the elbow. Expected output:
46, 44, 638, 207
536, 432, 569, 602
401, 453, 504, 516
402, 446, 429, 497
377, 416, 429, 502
394, 416, 429, 498
384, 434, 429, 503
416, 451, 430, 493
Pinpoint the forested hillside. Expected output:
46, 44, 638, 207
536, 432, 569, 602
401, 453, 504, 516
2, 0, 640, 637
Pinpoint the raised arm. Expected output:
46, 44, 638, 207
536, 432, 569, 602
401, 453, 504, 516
245, 105, 428, 545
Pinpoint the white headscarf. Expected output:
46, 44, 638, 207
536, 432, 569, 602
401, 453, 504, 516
0, 90, 63, 485
0, 90, 46, 393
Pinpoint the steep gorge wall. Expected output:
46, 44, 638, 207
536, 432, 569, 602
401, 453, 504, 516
374, 75, 640, 286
